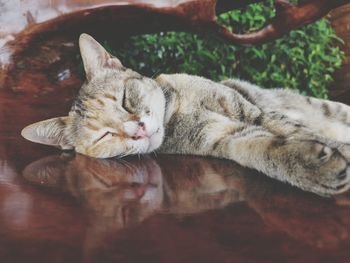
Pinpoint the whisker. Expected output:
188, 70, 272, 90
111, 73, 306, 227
151, 69, 161, 79
116, 148, 134, 159
152, 151, 158, 158
119, 158, 137, 172
162, 85, 171, 94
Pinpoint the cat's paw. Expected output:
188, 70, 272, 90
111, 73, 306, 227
281, 140, 350, 196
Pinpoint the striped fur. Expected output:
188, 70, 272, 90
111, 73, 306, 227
21, 34, 350, 196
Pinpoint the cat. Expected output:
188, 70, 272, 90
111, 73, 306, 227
21, 33, 350, 196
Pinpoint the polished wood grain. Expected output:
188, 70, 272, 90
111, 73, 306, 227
1, 0, 349, 99
330, 4, 350, 102
2, 104, 350, 262
2, 1, 350, 262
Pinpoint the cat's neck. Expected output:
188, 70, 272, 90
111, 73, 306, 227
156, 75, 178, 126
160, 85, 177, 126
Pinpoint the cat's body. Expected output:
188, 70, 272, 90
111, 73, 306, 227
21, 34, 350, 196
157, 73, 350, 195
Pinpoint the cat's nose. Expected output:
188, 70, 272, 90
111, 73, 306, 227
138, 121, 145, 129
132, 122, 147, 140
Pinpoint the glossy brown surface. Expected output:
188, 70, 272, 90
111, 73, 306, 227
2, 1, 350, 262
216, 0, 350, 45
2, 82, 350, 262
1, 0, 348, 123
330, 4, 350, 103
3, 127, 350, 263
2, 0, 350, 97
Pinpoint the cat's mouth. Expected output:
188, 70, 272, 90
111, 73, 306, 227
126, 124, 163, 154
131, 128, 160, 141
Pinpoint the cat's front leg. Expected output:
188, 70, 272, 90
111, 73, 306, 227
212, 127, 350, 196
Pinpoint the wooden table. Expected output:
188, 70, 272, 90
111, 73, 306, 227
2, 1, 350, 262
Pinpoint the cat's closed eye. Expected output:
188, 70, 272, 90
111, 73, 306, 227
94, 131, 118, 144
122, 88, 133, 114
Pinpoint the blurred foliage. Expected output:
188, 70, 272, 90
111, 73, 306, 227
103, 0, 344, 98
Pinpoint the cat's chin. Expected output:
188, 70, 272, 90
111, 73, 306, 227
122, 133, 162, 157
146, 129, 164, 153
147, 135, 163, 152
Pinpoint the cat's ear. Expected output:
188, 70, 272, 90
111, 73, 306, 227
79, 33, 123, 81
21, 117, 72, 149
23, 154, 72, 188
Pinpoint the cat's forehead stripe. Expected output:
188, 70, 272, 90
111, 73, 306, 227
123, 75, 143, 84
86, 113, 98, 119
95, 98, 105, 106
104, 94, 117, 101
86, 122, 100, 131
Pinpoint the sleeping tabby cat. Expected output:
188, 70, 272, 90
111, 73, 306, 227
21, 33, 350, 196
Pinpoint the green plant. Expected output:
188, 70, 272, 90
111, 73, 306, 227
104, 0, 344, 98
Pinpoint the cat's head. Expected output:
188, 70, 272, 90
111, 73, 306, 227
21, 34, 166, 158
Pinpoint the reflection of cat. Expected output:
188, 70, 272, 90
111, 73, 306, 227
22, 34, 350, 196
23, 155, 350, 253
23, 155, 244, 262
23, 154, 243, 227
24, 155, 163, 227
